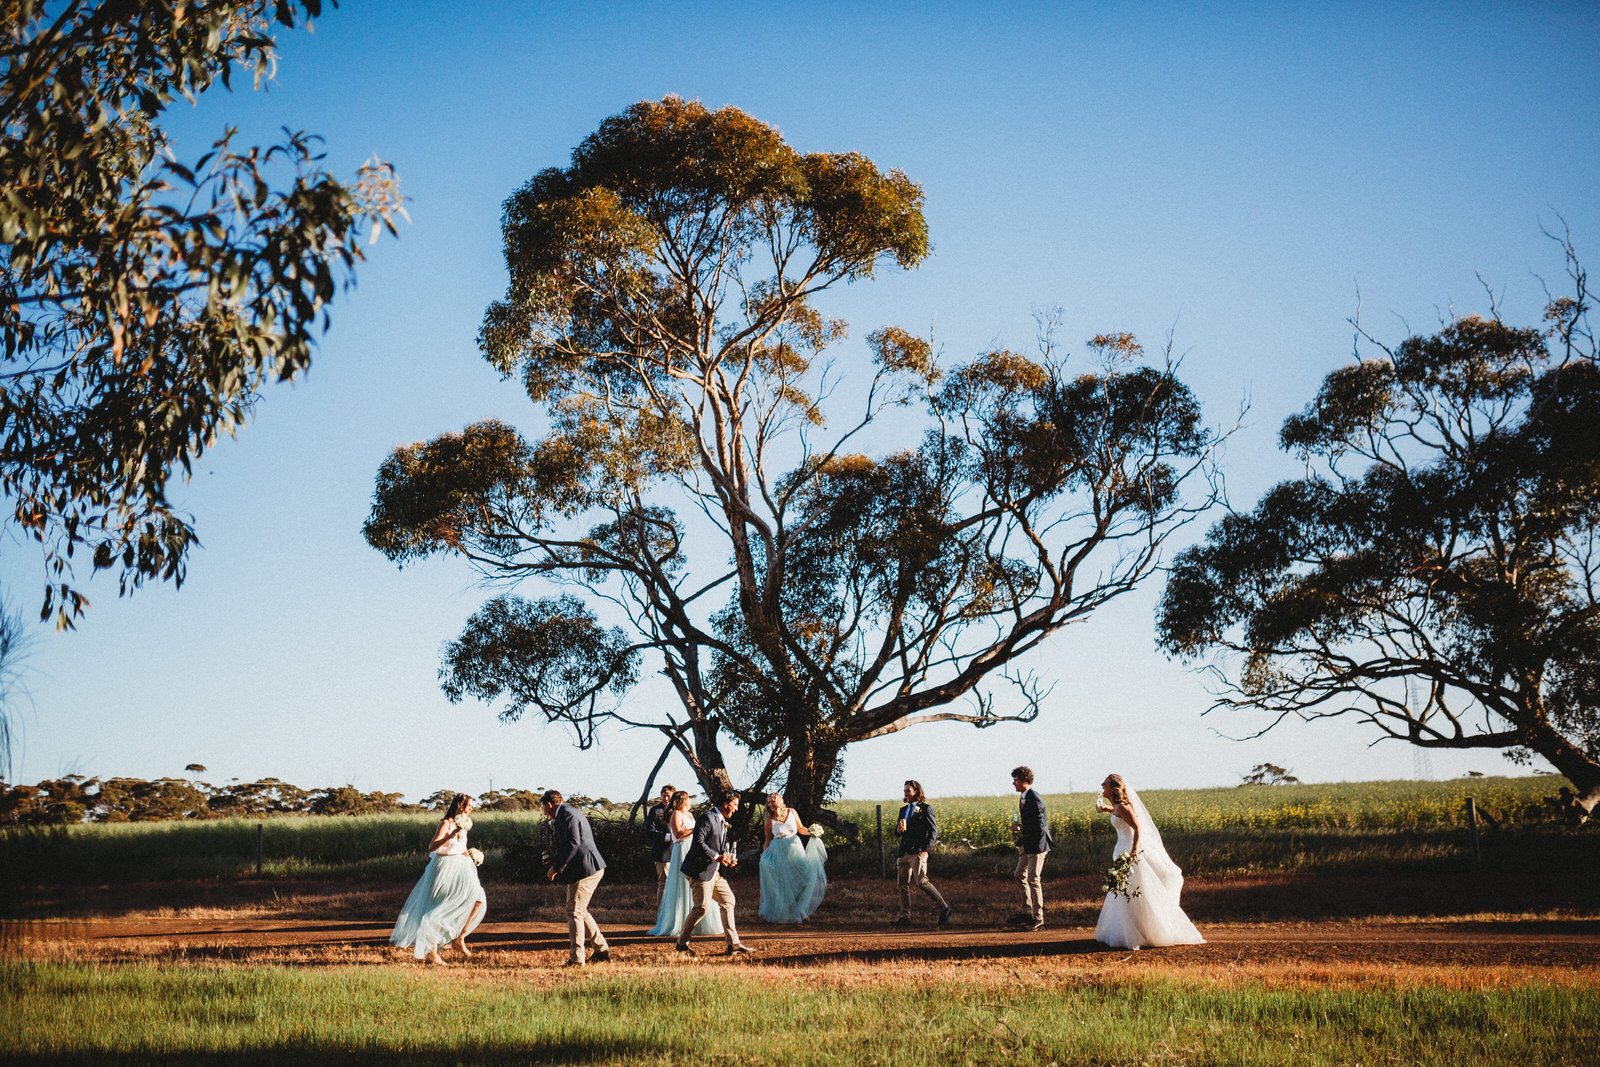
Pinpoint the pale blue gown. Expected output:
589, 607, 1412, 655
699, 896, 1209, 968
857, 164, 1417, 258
758, 810, 827, 923
647, 810, 724, 937
390, 817, 487, 959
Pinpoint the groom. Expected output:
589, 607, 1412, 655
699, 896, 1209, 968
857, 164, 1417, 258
676, 788, 753, 957
539, 789, 612, 967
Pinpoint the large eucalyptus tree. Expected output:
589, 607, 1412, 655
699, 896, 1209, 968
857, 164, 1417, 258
365, 98, 1221, 829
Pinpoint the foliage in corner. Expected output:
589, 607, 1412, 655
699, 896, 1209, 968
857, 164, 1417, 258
1, 0, 404, 626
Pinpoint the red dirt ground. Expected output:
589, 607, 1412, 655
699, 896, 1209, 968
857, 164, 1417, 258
7, 873, 1599, 973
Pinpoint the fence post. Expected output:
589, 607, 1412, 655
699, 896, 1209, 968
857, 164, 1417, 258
256, 822, 264, 876
1465, 797, 1481, 866
876, 804, 886, 879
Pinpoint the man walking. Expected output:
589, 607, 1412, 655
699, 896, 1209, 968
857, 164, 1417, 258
892, 779, 951, 927
540, 789, 612, 966
1007, 766, 1053, 931
644, 783, 675, 905
676, 788, 752, 957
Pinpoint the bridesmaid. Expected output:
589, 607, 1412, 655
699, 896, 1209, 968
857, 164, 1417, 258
757, 792, 827, 923
390, 793, 487, 964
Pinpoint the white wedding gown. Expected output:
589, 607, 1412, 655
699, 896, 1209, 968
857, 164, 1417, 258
1094, 789, 1204, 950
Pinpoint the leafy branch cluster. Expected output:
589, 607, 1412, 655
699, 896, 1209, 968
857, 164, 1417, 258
1, 0, 403, 626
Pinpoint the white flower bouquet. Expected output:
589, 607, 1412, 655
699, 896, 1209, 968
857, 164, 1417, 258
467, 847, 484, 867
807, 822, 824, 838
1101, 853, 1141, 900
454, 813, 474, 831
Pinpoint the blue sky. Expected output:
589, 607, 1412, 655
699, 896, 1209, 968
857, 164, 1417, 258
5, 1, 1597, 804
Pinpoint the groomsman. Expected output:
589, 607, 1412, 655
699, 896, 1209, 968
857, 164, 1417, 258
644, 783, 676, 905
676, 789, 753, 957
1007, 766, 1053, 931
540, 789, 612, 966
892, 779, 952, 927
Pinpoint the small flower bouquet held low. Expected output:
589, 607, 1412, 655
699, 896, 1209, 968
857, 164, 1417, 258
807, 822, 824, 838
1101, 853, 1141, 900
454, 814, 474, 831
467, 847, 484, 867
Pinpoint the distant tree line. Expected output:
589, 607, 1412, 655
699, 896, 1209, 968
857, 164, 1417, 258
0, 773, 628, 825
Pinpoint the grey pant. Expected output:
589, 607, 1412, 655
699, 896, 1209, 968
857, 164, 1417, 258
564, 869, 608, 963
677, 872, 739, 948
1015, 851, 1046, 922
896, 852, 948, 917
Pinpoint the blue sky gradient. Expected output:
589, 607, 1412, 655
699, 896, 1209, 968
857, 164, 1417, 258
5, 1, 1597, 803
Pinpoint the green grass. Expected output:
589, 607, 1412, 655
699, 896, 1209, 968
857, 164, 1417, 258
0, 810, 547, 885
1, 961, 1595, 1066
0, 777, 1577, 890
832, 776, 1577, 878
838, 775, 1564, 839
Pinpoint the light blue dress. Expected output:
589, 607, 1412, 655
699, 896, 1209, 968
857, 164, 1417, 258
390, 819, 487, 959
647, 814, 723, 937
758, 811, 827, 923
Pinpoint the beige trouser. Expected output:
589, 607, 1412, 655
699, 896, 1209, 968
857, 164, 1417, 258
1015, 851, 1046, 922
677, 873, 738, 948
654, 859, 671, 905
896, 853, 948, 917
564, 869, 608, 963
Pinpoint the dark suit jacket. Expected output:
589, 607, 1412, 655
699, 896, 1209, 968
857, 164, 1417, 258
896, 801, 938, 856
645, 800, 672, 862
681, 807, 729, 882
550, 803, 607, 884
1018, 787, 1053, 854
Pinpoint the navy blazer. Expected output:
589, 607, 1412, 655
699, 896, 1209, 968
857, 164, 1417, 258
1018, 787, 1053, 854
644, 800, 672, 863
550, 803, 607, 884
896, 801, 938, 856
681, 807, 730, 882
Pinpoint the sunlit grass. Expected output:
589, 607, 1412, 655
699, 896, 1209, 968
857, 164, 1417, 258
1, 960, 1593, 1066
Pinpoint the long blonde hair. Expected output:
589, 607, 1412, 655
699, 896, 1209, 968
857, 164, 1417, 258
1104, 774, 1129, 805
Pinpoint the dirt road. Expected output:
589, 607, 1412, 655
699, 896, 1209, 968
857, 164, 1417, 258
7, 915, 1598, 971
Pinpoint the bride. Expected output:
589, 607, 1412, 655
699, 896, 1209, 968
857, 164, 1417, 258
758, 792, 827, 923
647, 790, 723, 937
1093, 774, 1204, 950
390, 793, 487, 964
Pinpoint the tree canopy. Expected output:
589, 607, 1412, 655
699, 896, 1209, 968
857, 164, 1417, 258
366, 98, 1222, 829
1158, 239, 1600, 822
1, 0, 403, 627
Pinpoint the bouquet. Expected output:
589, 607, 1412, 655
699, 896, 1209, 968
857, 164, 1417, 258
454, 813, 474, 831
467, 847, 484, 867
807, 822, 825, 838
1101, 853, 1141, 900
